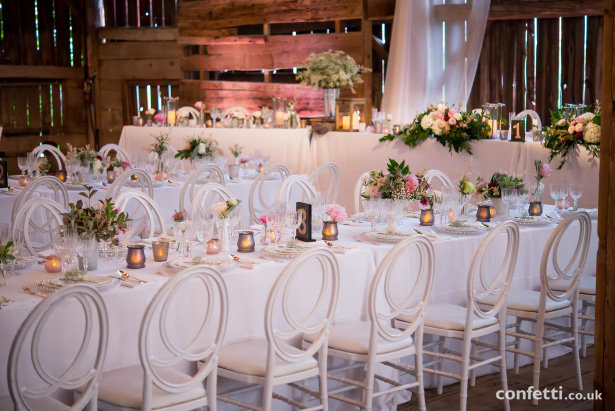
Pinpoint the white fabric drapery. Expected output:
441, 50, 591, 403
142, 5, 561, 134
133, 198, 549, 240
381, 0, 491, 124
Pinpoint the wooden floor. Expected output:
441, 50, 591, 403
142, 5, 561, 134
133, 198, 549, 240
398, 347, 594, 410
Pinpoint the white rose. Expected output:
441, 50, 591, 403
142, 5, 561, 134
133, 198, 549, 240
568, 126, 576, 134
228, 198, 238, 206
557, 119, 566, 126
582, 113, 595, 123
436, 119, 447, 129
437, 104, 446, 112
432, 124, 443, 136
575, 123, 584, 132
386, 113, 393, 120
211, 201, 227, 217
197, 143, 206, 155
420, 115, 433, 130
253, 111, 262, 118
364, 185, 374, 197
454, 112, 462, 121
92, 159, 102, 173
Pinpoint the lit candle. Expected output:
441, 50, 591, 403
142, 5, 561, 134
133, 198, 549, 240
19, 176, 29, 186
126, 245, 146, 269
322, 221, 339, 241
152, 241, 170, 262
489, 206, 496, 218
44, 255, 63, 273
382, 127, 390, 134
206, 239, 220, 255
300, 119, 308, 128
55, 170, 67, 182
107, 170, 117, 183
154, 171, 164, 181
448, 209, 456, 223
131, 174, 138, 180
266, 229, 277, 243
352, 112, 360, 131
258, 163, 264, 173
342, 115, 351, 131
167, 110, 177, 126
237, 231, 255, 253
263, 122, 271, 129
476, 205, 491, 222
275, 111, 285, 127
487, 119, 498, 137
419, 209, 434, 226
215, 121, 223, 128
528, 201, 543, 216
206, 119, 213, 128
163, 170, 169, 179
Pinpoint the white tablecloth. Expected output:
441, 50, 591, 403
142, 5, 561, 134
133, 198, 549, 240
119, 126, 315, 175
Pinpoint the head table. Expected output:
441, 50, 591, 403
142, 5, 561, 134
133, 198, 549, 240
0, 206, 597, 410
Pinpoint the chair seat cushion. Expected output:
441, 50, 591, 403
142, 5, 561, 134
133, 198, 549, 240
479, 289, 571, 313
218, 339, 317, 378
0, 395, 69, 411
304, 321, 412, 355
551, 276, 596, 295
422, 303, 498, 331
96, 364, 206, 409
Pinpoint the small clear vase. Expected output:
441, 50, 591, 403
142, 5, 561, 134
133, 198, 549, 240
323, 88, 340, 119
530, 176, 545, 202
219, 218, 230, 252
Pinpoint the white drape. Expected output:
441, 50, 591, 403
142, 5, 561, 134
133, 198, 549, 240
381, 0, 491, 124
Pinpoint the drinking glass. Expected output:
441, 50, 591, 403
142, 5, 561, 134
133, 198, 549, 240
211, 107, 220, 126
559, 183, 569, 210
17, 157, 27, 175
363, 198, 380, 232
0, 223, 9, 244
502, 188, 517, 218
285, 210, 301, 246
549, 183, 561, 206
76, 235, 95, 272
516, 191, 530, 216
569, 184, 583, 210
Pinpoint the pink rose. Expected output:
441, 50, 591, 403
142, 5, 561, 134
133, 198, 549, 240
195, 101, 205, 110
326, 204, 348, 223
154, 113, 165, 123
448, 108, 458, 116
405, 174, 419, 193
539, 163, 551, 178
448, 117, 457, 126
121, 161, 131, 169
434, 111, 444, 120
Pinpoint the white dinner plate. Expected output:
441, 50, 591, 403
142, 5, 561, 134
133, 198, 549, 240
60, 275, 120, 291
361, 230, 412, 244
165, 256, 238, 272
434, 222, 490, 235
260, 244, 314, 259
512, 216, 553, 226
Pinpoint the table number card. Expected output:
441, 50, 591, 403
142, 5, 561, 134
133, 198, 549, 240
0, 158, 7, 189
296, 202, 315, 242
510, 119, 525, 142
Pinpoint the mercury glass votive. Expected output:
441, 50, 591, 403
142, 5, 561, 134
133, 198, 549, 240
322, 221, 339, 241
154, 171, 164, 181
237, 231, 255, 253
152, 241, 170, 262
55, 170, 67, 182
19, 176, 29, 186
258, 163, 264, 173
419, 209, 435, 226
126, 245, 146, 269
44, 255, 63, 273
206, 238, 220, 255
476, 205, 491, 222
489, 206, 496, 219
528, 201, 543, 216
107, 170, 117, 183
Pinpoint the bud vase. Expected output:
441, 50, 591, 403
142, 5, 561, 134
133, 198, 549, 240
219, 218, 230, 252
323, 88, 340, 119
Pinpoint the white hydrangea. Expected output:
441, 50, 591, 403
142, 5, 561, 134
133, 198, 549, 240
584, 122, 601, 143
420, 114, 434, 130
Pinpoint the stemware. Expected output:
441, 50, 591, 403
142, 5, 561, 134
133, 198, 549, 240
211, 107, 220, 127
285, 210, 301, 246
363, 198, 381, 232
569, 184, 583, 210
559, 183, 569, 210
17, 157, 27, 175
76, 235, 95, 272
501, 188, 517, 218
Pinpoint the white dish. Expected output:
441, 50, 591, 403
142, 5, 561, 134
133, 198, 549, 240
61, 275, 120, 291
434, 223, 489, 235
165, 256, 238, 273
512, 216, 553, 226
361, 230, 412, 244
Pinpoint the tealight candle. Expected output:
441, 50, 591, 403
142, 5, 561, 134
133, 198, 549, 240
476, 205, 491, 222
383, 127, 390, 134
44, 255, 63, 273
275, 111, 285, 127
206, 119, 213, 127
19, 176, 29, 186
126, 245, 146, 269
263, 123, 271, 129
55, 170, 67, 182
352, 112, 360, 131
258, 163, 264, 173
206, 239, 220, 255
228, 164, 239, 179
237, 231, 255, 253
448, 209, 456, 223
419, 209, 435, 226
167, 110, 177, 126
154, 171, 164, 181
152, 241, 169, 262
215, 122, 223, 128
322, 221, 339, 241
107, 170, 117, 183
163, 170, 169, 179
528, 201, 543, 216
266, 229, 277, 243
342, 115, 351, 131
300, 119, 308, 128
131, 174, 138, 180
489, 206, 496, 219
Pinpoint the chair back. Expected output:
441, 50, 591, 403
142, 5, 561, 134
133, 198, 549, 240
178, 106, 199, 120
424, 169, 454, 189
139, 266, 227, 402
31, 144, 67, 170
222, 106, 250, 118
99, 143, 132, 164
12, 198, 66, 255
106, 168, 153, 200
115, 190, 167, 239
354, 171, 371, 214
12, 176, 69, 224
468, 221, 520, 321
265, 248, 339, 363
276, 175, 318, 207
370, 236, 435, 342
309, 162, 340, 202
191, 183, 233, 216
179, 164, 225, 212
248, 164, 290, 224
8, 284, 108, 410
515, 109, 542, 130
541, 211, 592, 302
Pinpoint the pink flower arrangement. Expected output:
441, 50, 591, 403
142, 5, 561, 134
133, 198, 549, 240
405, 174, 419, 194
539, 163, 551, 178
153, 113, 166, 124
326, 204, 347, 223
258, 214, 275, 225
239, 156, 250, 164
172, 210, 186, 222
194, 101, 205, 110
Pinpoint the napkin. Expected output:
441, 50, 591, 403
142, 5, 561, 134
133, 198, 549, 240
339, 220, 368, 227
141, 234, 175, 245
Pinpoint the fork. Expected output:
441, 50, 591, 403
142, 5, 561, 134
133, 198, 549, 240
0, 296, 14, 304
118, 270, 147, 284
23, 287, 48, 298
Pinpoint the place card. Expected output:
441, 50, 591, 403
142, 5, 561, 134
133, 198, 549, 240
510, 119, 524, 142
296, 202, 315, 242
0, 157, 7, 188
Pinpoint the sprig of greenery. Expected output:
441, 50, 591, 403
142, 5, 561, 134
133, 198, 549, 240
150, 133, 170, 158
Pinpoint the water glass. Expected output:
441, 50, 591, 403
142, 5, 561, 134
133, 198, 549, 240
502, 188, 517, 218
569, 184, 583, 210
285, 210, 301, 245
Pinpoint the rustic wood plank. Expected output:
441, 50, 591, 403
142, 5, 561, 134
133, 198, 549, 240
20, 0, 39, 65
0, 65, 84, 79
164, 0, 177, 27
72, 8, 84, 68
103, 0, 116, 27
51, 83, 63, 127
0, 86, 17, 129
1, 0, 22, 64
561, 17, 585, 104
26, 86, 42, 130
63, 80, 87, 128
38, 0, 56, 65
139, 0, 152, 27
97, 27, 178, 41
362, 5, 373, 121
526, 18, 537, 111
98, 41, 182, 60
180, 32, 362, 72
489, 0, 604, 20
177, 0, 362, 32
535, 18, 560, 125
178, 35, 267, 46
127, 0, 139, 27
366, 0, 395, 21
99, 58, 182, 80
13, 88, 29, 129
55, 0, 72, 66
586, 16, 604, 104
114, 0, 127, 27
40, 83, 52, 129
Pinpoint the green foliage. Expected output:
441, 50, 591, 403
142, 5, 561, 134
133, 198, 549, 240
175, 135, 223, 161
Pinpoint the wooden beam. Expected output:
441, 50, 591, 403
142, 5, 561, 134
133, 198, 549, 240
99, 41, 182, 60
0, 65, 84, 79
99, 58, 182, 80
177, 28, 239, 43
366, 0, 395, 21
180, 32, 362, 72
372, 35, 388, 61
97, 27, 178, 41
488, 0, 604, 20
178, 35, 266, 46
177, 0, 362, 31
362, 0, 373, 122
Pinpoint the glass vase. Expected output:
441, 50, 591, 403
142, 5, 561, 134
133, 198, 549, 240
219, 218, 230, 252
530, 177, 545, 202
323, 88, 340, 119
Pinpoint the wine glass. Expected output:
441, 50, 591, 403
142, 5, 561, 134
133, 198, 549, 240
516, 191, 530, 216
559, 183, 569, 210
17, 157, 27, 175
363, 199, 379, 232
502, 188, 517, 218
211, 107, 220, 127
285, 210, 301, 247
569, 184, 583, 210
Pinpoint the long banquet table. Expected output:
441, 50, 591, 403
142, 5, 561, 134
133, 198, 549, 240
0, 207, 598, 410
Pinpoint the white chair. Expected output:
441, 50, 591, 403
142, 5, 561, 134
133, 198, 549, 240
2, 284, 108, 410
114, 190, 167, 239
12, 197, 66, 255
106, 168, 153, 200
422, 221, 520, 411
424, 169, 454, 189
354, 171, 371, 214
276, 175, 318, 208
305, 236, 435, 411
95, 265, 228, 411
222, 106, 250, 118
190, 183, 233, 215
179, 164, 225, 212
309, 162, 340, 202
178, 106, 200, 120
248, 164, 290, 224
515, 109, 542, 130
31, 144, 67, 170
11, 175, 69, 224
484, 212, 591, 405
217, 248, 340, 410
99, 143, 132, 164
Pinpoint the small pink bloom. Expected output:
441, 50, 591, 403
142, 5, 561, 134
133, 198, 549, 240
448, 108, 458, 116
434, 111, 444, 120
326, 204, 348, 223
539, 163, 551, 178
448, 117, 457, 126
113, 208, 118, 213
239, 156, 250, 164
405, 174, 419, 194
154, 113, 166, 123
121, 161, 131, 169
194, 101, 205, 110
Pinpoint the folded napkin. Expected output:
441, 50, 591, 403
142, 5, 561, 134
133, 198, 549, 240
339, 220, 368, 227
140, 234, 175, 245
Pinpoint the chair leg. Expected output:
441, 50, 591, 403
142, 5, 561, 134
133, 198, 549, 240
206, 367, 218, 411
364, 357, 376, 411
459, 336, 472, 411
513, 319, 521, 374
581, 301, 588, 358
498, 314, 510, 411
470, 341, 478, 387
571, 299, 584, 391
318, 347, 329, 411
436, 336, 444, 395
262, 377, 274, 411
531, 316, 544, 406
415, 324, 427, 411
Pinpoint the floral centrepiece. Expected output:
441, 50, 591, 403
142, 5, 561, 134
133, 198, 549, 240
380, 103, 490, 155
296, 50, 370, 92
175, 135, 222, 161
542, 103, 601, 169
153, 113, 165, 124
211, 198, 241, 219
0, 241, 16, 283
172, 210, 187, 222
362, 159, 429, 201
229, 144, 244, 159
325, 204, 347, 223
38, 157, 51, 175
111, 158, 131, 170
475, 171, 526, 202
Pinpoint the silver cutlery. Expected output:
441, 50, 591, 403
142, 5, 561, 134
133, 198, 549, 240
23, 287, 48, 298
0, 296, 14, 304
118, 270, 147, 284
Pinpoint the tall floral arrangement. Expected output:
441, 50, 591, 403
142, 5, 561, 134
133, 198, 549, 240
175, 134, 222, 161
296, 50, 370, 92
66, 144, 104, 173
380, 103, 489, 155
475, 171, 526, 201
542, 102, 601, 169
456, 159, 477, 196
361, 159, 429, 201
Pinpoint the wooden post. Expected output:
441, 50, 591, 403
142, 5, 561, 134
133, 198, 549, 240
595, 0, 614, 408
362, 1, 373, 124
263, 24, 271, 83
